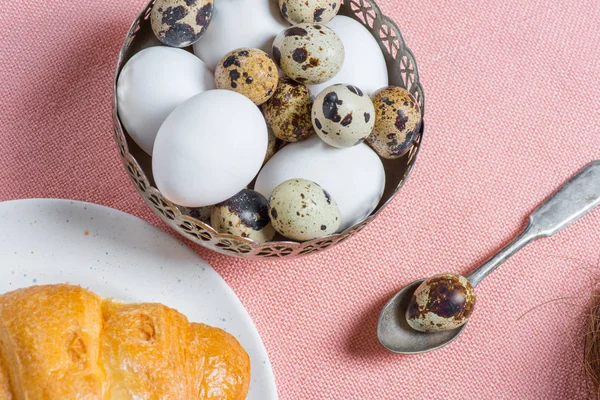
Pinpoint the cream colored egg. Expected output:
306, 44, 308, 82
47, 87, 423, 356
272, 23, 344, 85
255, 135, 385, 231
308, 16, 388, 95
116, 47, 215, 155
153, 90, 268, 207
268, 179, 340, 241
279, 0, 340, 24
312, 84, 375, 148
193, 0, 289, 70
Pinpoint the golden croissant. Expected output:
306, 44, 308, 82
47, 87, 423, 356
0, 284, 250, 399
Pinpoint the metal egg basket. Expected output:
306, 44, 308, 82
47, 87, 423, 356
112, 0, 425, 259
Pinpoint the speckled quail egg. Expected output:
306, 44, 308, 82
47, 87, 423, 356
312, 84, 375, 148
264, 128, 279, 164
279, 0, 341, 24
367, 86, 423, 159
185, 205, 214, 223
308, 16, 388, 96
272, 24, 344, 85
268, 179, 341, 241
151, 0, 214, 48
406, 274, 476, 333
263, 128, 287, 165
215, 48, 279, 105
211, 189, 276, 243
263, 78, 316, 143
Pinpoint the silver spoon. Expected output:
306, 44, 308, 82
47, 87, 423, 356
378, 160, 600, 354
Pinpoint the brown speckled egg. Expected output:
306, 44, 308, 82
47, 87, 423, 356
406, 274, 476, 333
312, 84, 375, 148
367, 86, 422, 159
210, 190, 275, 243
265, 128, 278, 164
215, 48, 279, 105
268, 179, 340, 241
263, 78, 316, 143
264, 128, 285, 164
151, 0, 213, 48
272, 24, 344, 85
186, 205, 214, 223
279, 0, 341, 24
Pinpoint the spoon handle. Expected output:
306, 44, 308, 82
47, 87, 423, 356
529, 160, 600, 237
468, 160, 600, 287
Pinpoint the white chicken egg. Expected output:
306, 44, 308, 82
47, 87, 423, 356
153, 90, 268, 207
193, 0, 289, 71
255, 135, 385, 231
117, 46, 215, 155
308, 15, 388, 96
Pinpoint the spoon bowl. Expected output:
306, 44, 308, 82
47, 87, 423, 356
377, 280, 467, 354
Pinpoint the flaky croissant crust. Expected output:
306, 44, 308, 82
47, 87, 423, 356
0, 284, 250, 399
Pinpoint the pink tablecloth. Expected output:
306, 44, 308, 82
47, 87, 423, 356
1, 0, 599, 398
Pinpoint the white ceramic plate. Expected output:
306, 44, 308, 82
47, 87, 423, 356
0, 199, 277, 399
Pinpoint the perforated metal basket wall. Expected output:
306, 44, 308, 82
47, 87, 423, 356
112, 0, 425, 259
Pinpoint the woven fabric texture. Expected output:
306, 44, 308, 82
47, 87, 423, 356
1, 0, 599, 398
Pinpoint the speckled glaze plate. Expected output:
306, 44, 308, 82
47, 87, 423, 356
0, 199, 277, 399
